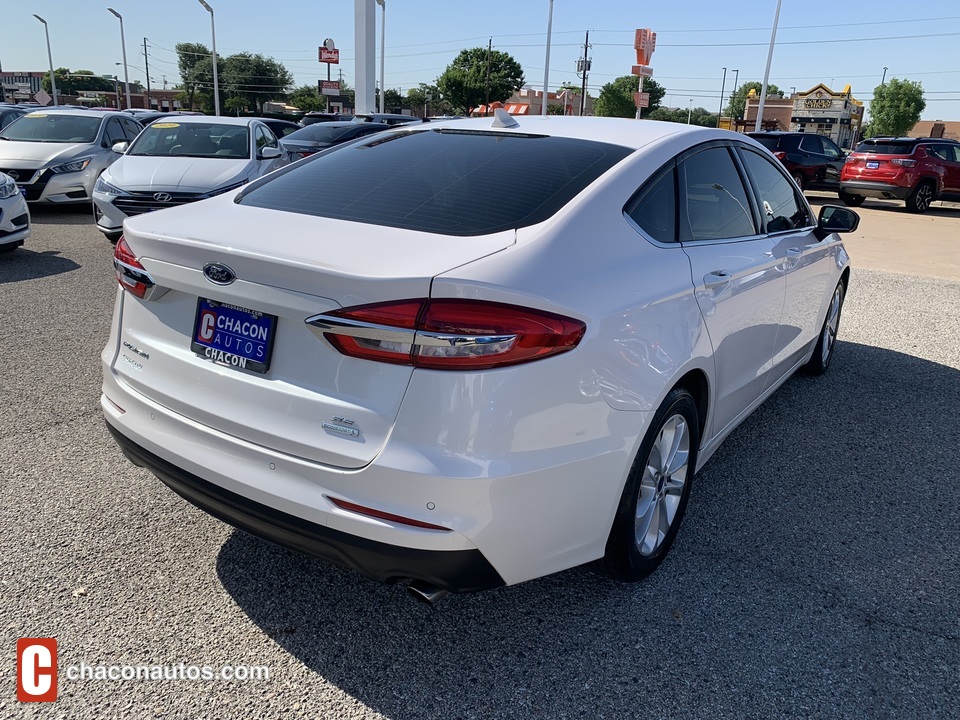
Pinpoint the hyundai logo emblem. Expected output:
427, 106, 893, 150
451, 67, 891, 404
202, 262, 236, 286
153, 192, 173, 202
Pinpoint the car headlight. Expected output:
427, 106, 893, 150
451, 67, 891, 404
95, 175, 125, 196
49, 156, 94, 174
0, 176, 19, 200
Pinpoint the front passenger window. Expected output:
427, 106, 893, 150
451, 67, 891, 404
738, 147, 811, 232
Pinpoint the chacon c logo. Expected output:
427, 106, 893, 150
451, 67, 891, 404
17, 638, 58, 702
203, 262, 236, 285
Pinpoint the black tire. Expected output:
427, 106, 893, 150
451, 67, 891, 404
803, 280, 845, 375
603, 388, 700, 582
792, 173, 804, 191
905, 180, 935, 214
839, 191, 865, 207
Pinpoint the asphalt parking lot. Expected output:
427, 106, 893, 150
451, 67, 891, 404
2, 200, 958, 719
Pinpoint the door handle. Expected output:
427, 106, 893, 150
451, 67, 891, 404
703, 270, 730, 288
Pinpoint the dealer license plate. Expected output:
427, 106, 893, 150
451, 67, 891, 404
191, 298, 277, 374
866, 161, 880, 169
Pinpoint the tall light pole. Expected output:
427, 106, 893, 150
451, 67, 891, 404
33, 15, 58, 106
376, 0, 385, 113
541, 0, 554, 116
717, 67, 727, 127
198, 0, 220, 115
687, 99, 693, 124
754, 0, 783, 131
107, 8, 132, 109
731, 68, 739, 117
881, 66, 888, 85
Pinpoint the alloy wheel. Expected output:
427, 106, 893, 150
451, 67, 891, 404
635, 414, 690, 556
822, 284, 842, 366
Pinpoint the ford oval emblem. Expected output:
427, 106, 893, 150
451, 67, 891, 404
203, 262, 236, 285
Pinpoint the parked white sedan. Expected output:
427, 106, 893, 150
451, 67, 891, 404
93, 116, 288, 242
102, 113, 858, 603
0, 172, 30, 250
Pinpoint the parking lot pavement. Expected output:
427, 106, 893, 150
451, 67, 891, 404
2, 206, 958, 719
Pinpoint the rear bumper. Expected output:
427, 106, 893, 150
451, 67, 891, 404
840, 180, 911, 199
106, 420, 505, 593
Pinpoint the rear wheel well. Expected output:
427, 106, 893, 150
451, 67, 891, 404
673, 369, 708, 443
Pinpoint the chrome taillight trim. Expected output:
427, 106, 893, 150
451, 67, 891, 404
113, 258, 165, 300
304, 314, 518, 351
305, 314, 417, 345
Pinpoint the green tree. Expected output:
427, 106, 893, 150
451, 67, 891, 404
648, 106, 718, 127
594, 75, 639, 118
437, 47, 524, 113
725, 81, 781, 119
42, 68, 114, 95
222, 53, 291, 113
288, 84, 327, 112
867, 78, 925, 137
175, 42, 213, 111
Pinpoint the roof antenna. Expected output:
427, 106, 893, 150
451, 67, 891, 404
491, 107, 519, 128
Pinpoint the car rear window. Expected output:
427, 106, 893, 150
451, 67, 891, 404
750, 136, 781, 151
854, 140, 916, 155
237, 128, 632, 236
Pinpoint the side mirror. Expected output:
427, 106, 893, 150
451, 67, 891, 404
815, 205, 859, 240
111, 141, 129, 154
258, 146, 282, 160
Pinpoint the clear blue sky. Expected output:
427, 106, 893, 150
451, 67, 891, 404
4, 0, 959, 120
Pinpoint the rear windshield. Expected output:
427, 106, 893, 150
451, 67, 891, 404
750, 136, 781, 150
0, 113, 101, 143
855, 140, 916, 155
237, 128, 632, 236
283, 124, 365, 144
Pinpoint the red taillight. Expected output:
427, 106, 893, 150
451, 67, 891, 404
326, 496, 451, 531
114, 236, 154, 299
891, 158, 917, 167
773, 151, 787, 160
309, 299, 586, 370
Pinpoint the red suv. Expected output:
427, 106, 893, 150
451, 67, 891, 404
840, 137, 960, 213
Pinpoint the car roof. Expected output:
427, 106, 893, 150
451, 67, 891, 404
378, 114, 713, 151
20, 108, 131, 119
144, 115, 263, 127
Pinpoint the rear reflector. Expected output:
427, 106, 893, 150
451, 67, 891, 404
326, 496, 451, 531
306, 299, 586, 370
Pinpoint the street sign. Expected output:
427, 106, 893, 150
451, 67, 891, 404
34, 89, 51, 106
319, 48, 340, 64
319, 80, 340, 96
633, 92, 650, 108
631, 65, 654, 78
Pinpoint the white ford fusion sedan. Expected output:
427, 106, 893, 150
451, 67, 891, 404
102, 112, 858, 603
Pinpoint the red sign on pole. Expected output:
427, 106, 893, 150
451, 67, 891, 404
633, 92, 650, 109
634, 29, 657, 66
320, 80, 341, 96
319, 48, 340, 64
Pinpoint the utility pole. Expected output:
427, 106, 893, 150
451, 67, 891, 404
577, 31, 591, 116
717, 67, 727, 127
484, 38, 492, 115
143, 38, 152, 110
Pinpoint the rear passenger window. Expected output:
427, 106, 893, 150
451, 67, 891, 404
680, 146, 757, 241
738, 147, 811, 232
624, 163, 676, 243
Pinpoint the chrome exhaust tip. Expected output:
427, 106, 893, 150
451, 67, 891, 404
406, 581, 450, 606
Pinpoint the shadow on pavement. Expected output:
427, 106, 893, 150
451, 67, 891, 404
215, 340, 960, 719
27, 203, 97, 226
0, 247, 80, 283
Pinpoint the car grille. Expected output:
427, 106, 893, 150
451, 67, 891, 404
0, 167, 48, 202
113, 191, 209, 216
